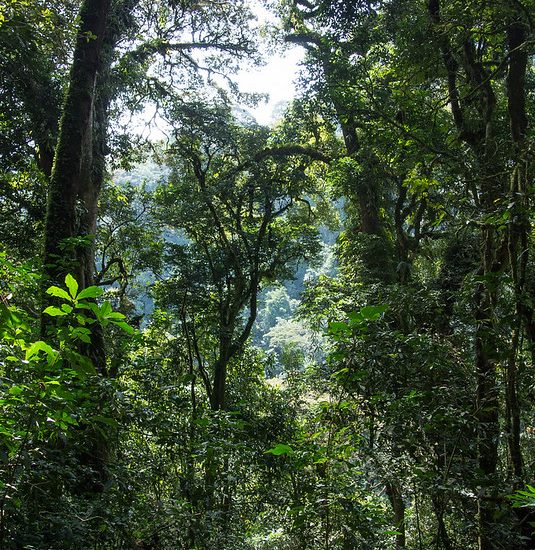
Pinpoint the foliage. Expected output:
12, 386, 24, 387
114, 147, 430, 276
0, 268, 133, 547
1, 0, 535, 547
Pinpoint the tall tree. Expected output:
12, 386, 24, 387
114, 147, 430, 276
426, 1, 533, 544
279, 0, 535, 546
155, 101, 326, 410
42, 0, 112, 291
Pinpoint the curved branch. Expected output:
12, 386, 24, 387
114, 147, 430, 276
254, 145, 331, 164
285, 32, 323, 50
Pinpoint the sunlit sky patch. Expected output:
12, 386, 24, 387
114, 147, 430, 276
126, 1, 304, 139
235, 46, 303, 125
235, 1, 304, 125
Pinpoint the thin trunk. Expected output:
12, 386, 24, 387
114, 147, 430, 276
474, 228, 501, 550
182, 302, 199, 549
431, 494, 452, 550
386, 482, 406, 547
211, 364, 226, 410
505, 11, 529, 486
505, 14, 535, 548
211, 336, 230, 411
505, 328, 523, 482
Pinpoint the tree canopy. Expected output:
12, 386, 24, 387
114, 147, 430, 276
1, 0, 534, 548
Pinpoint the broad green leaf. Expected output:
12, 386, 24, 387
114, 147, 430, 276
328, 321, 349, 334
76, 302, 100, 315
25, 341, 55, 361
76, 313, 94, 325
360, 305, 388, 321
77, 286, 104, 300
112, 320, 134, 334
347, 311, 364, 325
106, 312, 125, 320
43, 306, 67, 317
65, 274, 78, 299
265, 443, 294, 456
71, 327, 92, 343
99, 301, 113, 317
60, 412, 78, 425
46, 286, 71, 301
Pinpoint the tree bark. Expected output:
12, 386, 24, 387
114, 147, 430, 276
386, 482, 406, 547
504, 13, 535, 548
39, 0, 112, 497
505, 14, 529, 484
42, 0, 111, 293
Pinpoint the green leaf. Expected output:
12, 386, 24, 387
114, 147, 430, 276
77, 286, 104, 300
76, 313, 94, 325
65, 274, 78, 299
25, 341, 55, 361
46, 286, 71, 301
360, 304, 388, 321
76, 302, 100, 315
43, 306, 67, 317
106, 311, 125, 320
347, 311, 364, 324
328, 321, 349, 334
265, 443, 294, 456
111, 320, 134, 334
99, 301, 113, 317
71, 327, 92, 343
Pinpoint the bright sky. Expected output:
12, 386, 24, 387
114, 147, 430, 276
235, 2, 304, 125
235, 47, 304, 125
128, 2, 304, 138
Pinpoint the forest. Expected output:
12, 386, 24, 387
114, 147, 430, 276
1, 0, 535, 548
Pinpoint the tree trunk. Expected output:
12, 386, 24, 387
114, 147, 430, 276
39, 0, 112, 498
505, 14, 535, 548
431, 493, 453, 550
428, 3, 506, 545
386, 482, 406, 547
42, 0, 111, 293
474, 283, 500, 550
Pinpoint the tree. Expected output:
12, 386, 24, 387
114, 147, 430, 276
154, 101, 325, 410
279, 0, 535, 546
425, 2, 533, 544
2, 0, 535, 547
0, 0, 75, 258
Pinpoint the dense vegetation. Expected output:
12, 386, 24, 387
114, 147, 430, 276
1, 0, 534, 548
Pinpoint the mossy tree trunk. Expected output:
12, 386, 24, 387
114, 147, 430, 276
42, 0, 111, 294
428, 1, 533, 546
40, 0, 112, 497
